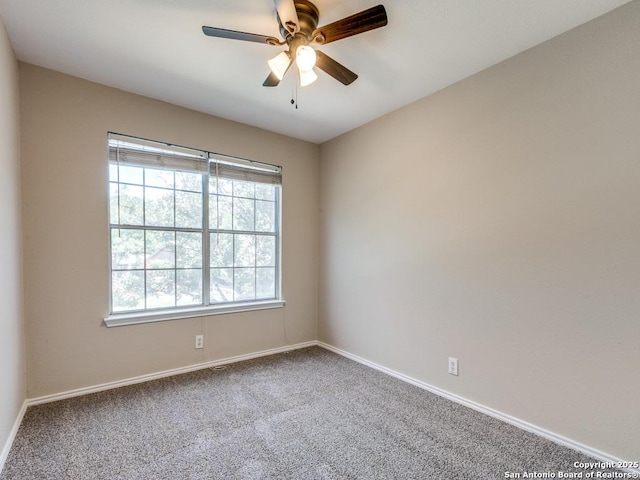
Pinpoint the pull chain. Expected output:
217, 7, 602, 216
290, 69, 299, 109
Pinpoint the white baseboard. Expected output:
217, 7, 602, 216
318, 342, 640, 475
27, 341, 318, 406
0, 400, 27, 475
13, 340, 638, 476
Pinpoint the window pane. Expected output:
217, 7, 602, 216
209, 195, 233, 230
146, 230, 175, 269
146, 270, 176, 309
233, 198, 255, 231
175, 190, 202, 228
209, 177, 233, 195
234, 268, 255, 301
109, 183, 119, 225
175, 171, 202, 192
234, 234, 255, 267
145, 187, 174, 227
109, 164, 143, 185
211, 268, 233, 303
234, 180, 254, 198
256, 268, 276, 299
256, 236, 276, 267
255, 184, 275, 201
145, 168, 174, 189
108, 136, 280, 315
177, 269, 202, 306
210, 233, 233, 268
111, 228, 144, 269
176, 232, 202, 268
110, 183, 144, 226
255, 200, 275, 232
112, 271, 145, 312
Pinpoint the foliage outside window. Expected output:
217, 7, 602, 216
107, 133, 282, 318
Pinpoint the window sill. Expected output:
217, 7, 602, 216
104, 300, 286, 328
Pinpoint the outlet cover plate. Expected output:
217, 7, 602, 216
448, 357, 459, 376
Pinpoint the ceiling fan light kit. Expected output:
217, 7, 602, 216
299, 68, 318, 87
296, 45, 317, 72
268, 51, 292, 80
202, 0, 388, 88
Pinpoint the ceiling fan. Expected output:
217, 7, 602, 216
202, 0, 388, 87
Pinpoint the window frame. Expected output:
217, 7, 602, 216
104, 133, 284, 328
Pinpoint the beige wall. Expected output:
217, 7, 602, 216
19, 64, 319, 398
319, 1, 640, 462
0, 14, 25, 460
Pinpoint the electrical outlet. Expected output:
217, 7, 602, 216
448, 357, 459, 376
195, 334, 204, 349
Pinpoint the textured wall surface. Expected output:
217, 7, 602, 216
19, 64, 320, 398
0, 13, 25, 465
319, 2, 640, 461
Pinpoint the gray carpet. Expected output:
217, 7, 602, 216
0, 347, 622, 479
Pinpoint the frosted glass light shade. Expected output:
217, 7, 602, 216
299, 68, 318, 87
268, 51, 291, 80
296, 45, 316, 72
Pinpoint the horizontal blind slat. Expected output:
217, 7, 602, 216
108, 133, 282, 184
108, 147, 209, 173
209, 154, 282, 185
212, 162, 282, 185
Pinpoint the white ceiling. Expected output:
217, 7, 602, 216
0, 0, 631, 144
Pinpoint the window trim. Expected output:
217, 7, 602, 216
106, 132, 283, 326
103, 300, 286, 327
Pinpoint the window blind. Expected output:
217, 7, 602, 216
108, 133, 282, 184
108, 133, 208, 173
209, 154, 282, 185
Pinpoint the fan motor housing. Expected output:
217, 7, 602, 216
279, 0, 320, 40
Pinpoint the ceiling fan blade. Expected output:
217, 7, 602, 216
315, 50, 358, 85
273, 0, 300, 35
202, 26, 279, 45
313, 5, 388, 45
263, 72, 282, 87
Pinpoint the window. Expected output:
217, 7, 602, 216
106, 133, 282, 326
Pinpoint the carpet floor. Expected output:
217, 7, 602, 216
0, 346, 621, 479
